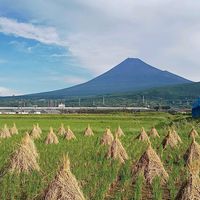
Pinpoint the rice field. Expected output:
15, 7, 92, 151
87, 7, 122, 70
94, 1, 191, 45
0, 112, 199, 200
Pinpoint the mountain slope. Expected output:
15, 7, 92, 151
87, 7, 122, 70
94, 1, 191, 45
135, 82, 200, 99
1, 81, 199, 107
28, 58, 192, 98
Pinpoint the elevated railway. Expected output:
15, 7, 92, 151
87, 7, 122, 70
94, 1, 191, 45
0, 106, 151, 114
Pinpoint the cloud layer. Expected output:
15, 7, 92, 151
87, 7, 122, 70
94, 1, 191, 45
0, 86, 20, 96
0, 0, 200, 82
0, 17, 63, 45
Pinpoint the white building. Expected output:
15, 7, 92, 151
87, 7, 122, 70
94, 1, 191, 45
58, 103, 66, 108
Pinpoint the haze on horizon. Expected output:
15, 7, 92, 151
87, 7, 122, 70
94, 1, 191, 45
0, 0, 200, 96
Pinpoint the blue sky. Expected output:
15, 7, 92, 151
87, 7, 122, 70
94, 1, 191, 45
0, 0, 200, 95
0, 32, 90, 94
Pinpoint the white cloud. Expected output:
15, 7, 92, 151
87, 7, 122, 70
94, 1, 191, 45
0, 17, 64, 46
0, 87, 20, 96
1, 0, 200, 81
50, 54, 70, 57
64, 0, 200, 79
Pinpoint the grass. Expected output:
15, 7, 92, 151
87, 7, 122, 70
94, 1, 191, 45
0, 112, 199, 199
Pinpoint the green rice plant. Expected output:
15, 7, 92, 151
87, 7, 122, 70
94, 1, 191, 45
134, 174, 144, 200
152, 176, 162, 200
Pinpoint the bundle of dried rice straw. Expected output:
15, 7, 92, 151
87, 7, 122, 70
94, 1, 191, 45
58, 123, 66, 135
0, 124, 11, 138
107, 136, 128, 163
149, 127, 160, 138
175, 173, 200, 200
115, 125, 125, 137
43, 154, 85, 200
136, 127, 150, 143
162, 129, 180, 149
10, 123, 18, 135
64, 126, 76, 140
45, 127, 59, 144
132, 144, 168, 184
184, 138, 200, 173
8, 133, 40, 173
36, 123, 42, 134
100, 128, 114, 145
188, 128, 199, 139
30, 124, 41, 139
84, 124, 94, 136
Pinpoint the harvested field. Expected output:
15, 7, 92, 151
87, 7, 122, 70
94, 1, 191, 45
0, 112, 199, 200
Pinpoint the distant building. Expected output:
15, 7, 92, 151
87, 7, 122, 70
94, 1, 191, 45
192, 98, 200, 118
34, 111, 41, 114
58, 103, 65, 108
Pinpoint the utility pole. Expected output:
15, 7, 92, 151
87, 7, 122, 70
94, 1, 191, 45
54, 100, 57, 107
20, 99, 22, 112
103, 96, 105, 106
79, 98, 81, 107
142, 96, 145, 104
